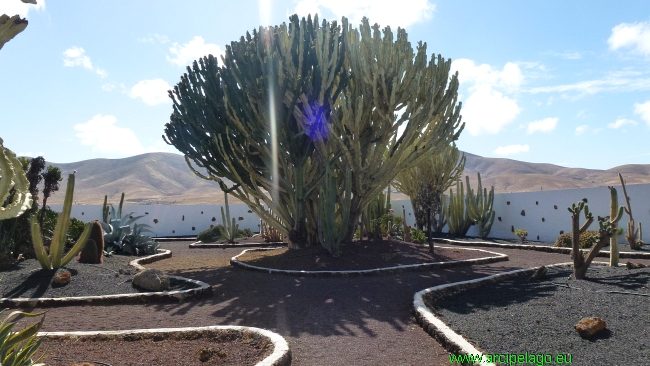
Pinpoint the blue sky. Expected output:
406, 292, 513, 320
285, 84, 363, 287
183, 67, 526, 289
1, 0, 649, 170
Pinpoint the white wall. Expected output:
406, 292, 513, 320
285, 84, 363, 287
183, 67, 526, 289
52, 183, 648, 243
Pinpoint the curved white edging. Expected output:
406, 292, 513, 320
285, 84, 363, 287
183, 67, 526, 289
189, 240, 288, 249
440, 239, 650, 259
230, 246, 508, 276
39, 325, 291, 366
0, 249, 212, 308
412, 261, 610, 365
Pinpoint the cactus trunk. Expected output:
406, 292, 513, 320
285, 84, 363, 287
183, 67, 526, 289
465, 173, 495, 239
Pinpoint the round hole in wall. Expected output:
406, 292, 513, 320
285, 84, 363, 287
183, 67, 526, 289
535, 201, 538, 205
511, 225, 514, 232
192, 226, 195, 231
537, 235, 539, 240
560, 230, 564, 235
211, 217, 216, 221
153, 219, 158, 224
145, 212, 149, 215
498, 217, 502, 221
542, 217, 545, 222
172, 230, 175, 234
248, 210, 253, 213
182, 215, 185, 221
507, 201, 510, 205
554, 205, 557, 209
201, 211, 203, 214
582, 198, 588, 203
81, 212, 84, 215
238, 217, 244, 221
520, 210, 526, 216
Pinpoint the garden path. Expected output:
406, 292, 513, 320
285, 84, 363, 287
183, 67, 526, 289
28, 242, 650, 366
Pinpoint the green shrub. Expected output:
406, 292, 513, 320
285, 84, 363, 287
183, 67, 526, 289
410, 228, 427, 244
553, 230, 600, 249
196, 225, 253, 243
0, 309, 46, 366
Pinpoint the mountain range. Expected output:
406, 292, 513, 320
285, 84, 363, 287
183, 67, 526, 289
40, 152, 650, 205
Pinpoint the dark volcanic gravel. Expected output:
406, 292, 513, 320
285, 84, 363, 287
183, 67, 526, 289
0, 254, 190, 299
427, 265, 650, 366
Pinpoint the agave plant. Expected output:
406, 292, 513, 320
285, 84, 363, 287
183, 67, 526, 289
120, 223, 160, 255
0, 309, 46, 366
100, 195, 151, 252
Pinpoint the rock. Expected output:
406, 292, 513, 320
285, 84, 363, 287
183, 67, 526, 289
132, 269, 170, 292
52, 269, 71, 286
626, 261, 647, 270
380, 253, 397, 262
575, 317, 606, 338
529, 266, 547, 281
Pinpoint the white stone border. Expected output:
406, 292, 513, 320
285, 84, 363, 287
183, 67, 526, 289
38, 325, 291, 366
189, 240, 288, 249
0, 249, 212, 308
412, 261, 609, 365
440, 238, 650, 259
230, 246, 508, 276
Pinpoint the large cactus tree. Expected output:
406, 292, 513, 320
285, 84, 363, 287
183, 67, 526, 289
0, 0, 36, 50
0, 138, 32, 221
163, 14, 347, 249
321, 17, 465, 244
393, 144, 466, 232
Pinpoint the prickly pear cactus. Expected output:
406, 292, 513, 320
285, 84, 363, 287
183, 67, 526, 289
0, 137, 32, 220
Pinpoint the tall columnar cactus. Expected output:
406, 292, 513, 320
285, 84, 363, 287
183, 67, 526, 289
465, 173, 495, 239
608, 186, 624, 266
30, 172, 92, 270
317, 160, 352, 257
445, 178, 472, 237
618, 173, 642, 250
0, 138, 32, 221
568, 196, 624, 279
218, 191, 239, 243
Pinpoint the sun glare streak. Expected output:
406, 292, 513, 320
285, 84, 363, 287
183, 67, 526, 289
259, 0, 271, 27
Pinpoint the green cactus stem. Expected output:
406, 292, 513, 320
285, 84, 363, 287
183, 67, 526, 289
608, 186, 625, 266
317, 160, 352, 257
30, 172, 92, 270
0, 137, 32, 221
618, 173, 641, 250
445, 178, 472, 237
465, 172, 495, 239
218, 191, 239, 244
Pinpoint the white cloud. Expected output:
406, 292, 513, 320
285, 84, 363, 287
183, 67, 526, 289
526, 117, 558, 134
16, 151, 44, 158
62, 46, 107, 78
101, 82, 115, 92
494, 144, 529, 156
167, 36, 223, 67
608, 20, 650, 56
450, 59, 523, 136
559, 51, 582, 60
291, 0, 435, 29
74, 115, 147, 155
0, 0, 45, 18
634, 100, 650, 126
451, 59, 523, 92
138, 33, 170, 44
526, 74, 650, 97
574, 125, 589, 136
458, 84, 520, 136
128, 79, 172, 106
607, 118, 637, 129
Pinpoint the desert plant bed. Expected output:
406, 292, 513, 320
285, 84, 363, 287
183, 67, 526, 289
234, 238, 503, 272
421, 263, 650, 365
38, 327, 283, 366
0, 251, 208, 308
190, 234, 286, 248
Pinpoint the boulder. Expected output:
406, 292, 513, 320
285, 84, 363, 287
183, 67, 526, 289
575, 317, 606, 338
132, 269, 170, 292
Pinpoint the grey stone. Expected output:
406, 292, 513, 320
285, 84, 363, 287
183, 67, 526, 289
132, 269, 170, 292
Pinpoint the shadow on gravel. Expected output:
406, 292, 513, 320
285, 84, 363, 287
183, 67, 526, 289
143, 244, 513, 339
